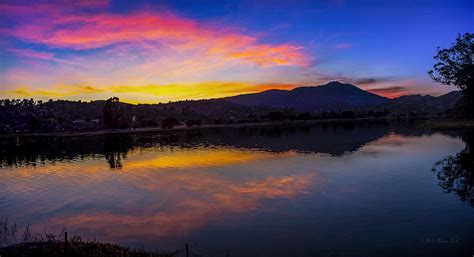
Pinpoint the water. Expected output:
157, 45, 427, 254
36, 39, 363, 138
1, 121, 473, 256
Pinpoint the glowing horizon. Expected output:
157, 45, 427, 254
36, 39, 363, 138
0, 0, 470, 102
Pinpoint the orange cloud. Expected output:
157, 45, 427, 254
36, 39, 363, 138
367, 86, 410, 98
1, 146, 316, 243
0, 3, 313, 103
2, 5, 309, 67
362, 80, 446, 98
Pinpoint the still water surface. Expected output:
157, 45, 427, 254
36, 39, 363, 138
1, 121, 473, 256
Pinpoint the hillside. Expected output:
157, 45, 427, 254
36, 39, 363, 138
379, 91, 462, 114
223, 81, 462, 114
224, 81, 389, 112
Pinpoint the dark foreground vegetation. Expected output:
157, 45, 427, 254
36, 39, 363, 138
0, 220, 191, 257
433, 129, 474, 207
429, 33, 474, 119
0, 241, 178, 257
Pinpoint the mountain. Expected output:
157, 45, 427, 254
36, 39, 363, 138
379, 91, 463, 114
223, 81, 462, 114
224, 81, 389, 112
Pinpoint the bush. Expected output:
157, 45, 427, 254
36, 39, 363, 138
161, 118, 179, 129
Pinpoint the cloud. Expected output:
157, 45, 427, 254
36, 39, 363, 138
0, 2, 313, 102
350, 77, 401, 85
333, 43, 352, 49
362, 79, 452, 98
2, 3, 309, 67
366, 86, 409, 98
300, 71, 452, 98
7, 48, 86, 67
304, 71, 401, 86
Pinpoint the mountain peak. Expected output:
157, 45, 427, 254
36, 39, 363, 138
292, 81, 361, 93
225, 81, 388, 111
326, 81, 346, 86
324, 81, 361, 90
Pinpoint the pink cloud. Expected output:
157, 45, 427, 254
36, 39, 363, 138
7, 48, 86, 67
363, 79, 451, 98
367, 86, 411, 98
2, 4, 309, 67
8, 48, 54, 60
0, 1, 108, 16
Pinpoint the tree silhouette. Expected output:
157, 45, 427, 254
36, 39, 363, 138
161, 117, 179, 129
267, 111, 284, 121
28, 115, 40, 133
429, 33, 473, 93
429, 33, 473, 117
432, 131, 474, 207
103, 97, 122, 129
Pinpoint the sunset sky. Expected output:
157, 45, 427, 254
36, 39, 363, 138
0, 0, 472, 103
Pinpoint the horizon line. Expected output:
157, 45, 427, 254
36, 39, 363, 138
0, 81, 460, 105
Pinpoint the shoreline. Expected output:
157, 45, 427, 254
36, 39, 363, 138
0, 116, 461, 138
0, 117, 401, 138
421, 119, 474, 130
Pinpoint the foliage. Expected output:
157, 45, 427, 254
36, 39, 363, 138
0, 219, 178, 257
0, 99, 105, 133
185, 119, 202, 127
298, 112, 312, 120
161, 117, 180, 129
0, 93, 461, 134
429, 33, 474, 100
267, 111, 284, 121
103, 97, 129, 129
341, 111, 356, 119
433, 130, 474, 207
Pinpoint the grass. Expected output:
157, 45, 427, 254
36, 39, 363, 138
0, 241, 178, 257
0, 219, 179, 257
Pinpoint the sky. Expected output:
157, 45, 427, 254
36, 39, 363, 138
0, 0, 472, 103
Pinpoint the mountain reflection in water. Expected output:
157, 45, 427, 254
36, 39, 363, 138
0, 121, 473, 257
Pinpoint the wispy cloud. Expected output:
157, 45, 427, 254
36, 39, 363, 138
0, 1, 449, 102
366, 86, 409, 98
333, 43, 352, 49
362, 79, 453, 98
2, 3, 309, 67
304, 71, 401, 86
7, 48, 86, 67
301, 71, 451, 98
0, 2, 313, 101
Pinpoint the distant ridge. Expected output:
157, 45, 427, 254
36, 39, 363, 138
224, 81, 389, 111
380, 91, 463, 114
222, 81, 462, 113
